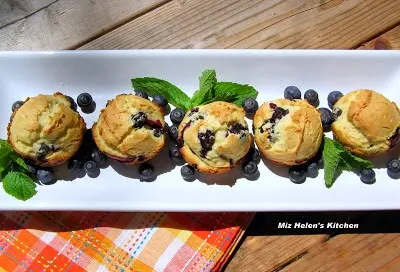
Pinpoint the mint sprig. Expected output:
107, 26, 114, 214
131, 69, 258, 110
323, 137, 373, 188
0, 139, 36, 200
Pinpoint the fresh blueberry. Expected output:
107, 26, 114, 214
135, 91, 149, 99
12, 101, 24, 112
170, 108, 186, 125
139, 163, 154, 181
36, 168, 54, 184
66, 96, 77, 111
242, 98, 259, 114
181, 164, 195, 182
307, 162, 319, 178
284, 86, 301, 100
318, 156, 324, 168
319, 108, 334, 129
84, 160, 98, 175
387, 159, 400, 179
168, 124, 179, 140
289, 165, 307, 184
242, 161, 259, 178
169, 145, 183, 162
245, 147, 261, 164
360, 168, 376, 184
153, 95, 168, 107
67, 158, 84, 173
304, 89, 319, 106
77, 93, 93, 108
91, 149, 107, 167
328, 91, 343, 109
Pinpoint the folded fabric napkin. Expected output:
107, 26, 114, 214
0, 212, 254, 272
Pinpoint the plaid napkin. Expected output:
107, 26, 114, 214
0, 212, 253, 272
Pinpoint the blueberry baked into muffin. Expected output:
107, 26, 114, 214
177, 102, 252, 174
332, 89, 400, 156
92, 94, 166, 165
253, 99, 323, 165
8, 92, 86, 167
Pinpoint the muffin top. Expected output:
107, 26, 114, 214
92, 94, 166, 165
253, 99, 323, 165
332, 89, 400, 156
7, 93, 86, 167
177, 102, 252, 174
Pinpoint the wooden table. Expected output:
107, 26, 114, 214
1, 0, 400, 271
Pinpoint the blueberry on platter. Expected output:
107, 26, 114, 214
153, 95, 168, 107
318, 107, 334, 129
387, 159, 400, 179
242, 98, 259, 114
284, 86, 301, 100
304, 89, 319, 107
169, 145, 183, 163
36, 168, 54, 185
139, 163, 155, 181
181, 164, 196, 182
135, 90, 149, 99
360, 168, 376, 184
170, 108, 186, 125
77, 92, 96, 113
288, 165, 307, 184
84, 160, 98, 175
168, 124, 179, 140
242, 161, 259, 179
327, 91, 343, 109
12, 101, 24, 112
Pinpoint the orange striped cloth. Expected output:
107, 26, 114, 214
0, 212, 254, 272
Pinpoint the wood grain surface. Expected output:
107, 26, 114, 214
1, 0, 400, 271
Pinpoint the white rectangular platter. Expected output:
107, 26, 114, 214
0, 50, 399, 211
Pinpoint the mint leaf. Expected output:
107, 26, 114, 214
2, 171, 36, 201
0, 140, 13, 173
132, 77, 191, 110
190, 70, 217, 106
323, 137, 343, 188
207, 82, 258, 107
10, 153, 30, 172
323, 137, 373, 188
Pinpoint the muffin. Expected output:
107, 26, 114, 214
253, 99, 323, 165
8, 92, 86, 167
177, 102, 252, 174
92, 94, 166, 165
332, 89, 400, 156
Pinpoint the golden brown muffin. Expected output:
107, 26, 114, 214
7, 92, 86, 167
92, 94, 166, 165
332, 89, 400, 156
177, 102, 252, 174
253, 99, 323, 165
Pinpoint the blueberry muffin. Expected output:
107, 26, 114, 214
332, 89, 400, 156
8, 92, 86, 167
177, 102, 252, 174
92, 94, 166, 165
253, 99, 323, 165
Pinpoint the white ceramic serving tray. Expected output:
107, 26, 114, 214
0, 50, 399, 211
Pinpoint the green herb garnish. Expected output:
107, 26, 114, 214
0, 139, 36, 201
131, 69, 258, 109
323, 137, 373, 188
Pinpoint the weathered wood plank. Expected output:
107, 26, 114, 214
225, 235, 328, 272
81, 0, 400, 50
280, 234, 400, 272
0, 0, 169, 50
0, 0, 56, 28
358, 25, 400, 50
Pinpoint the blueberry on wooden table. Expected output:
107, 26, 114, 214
153, 95, 168, 107
289, 165, 307, 184
284, 86, 301, 100
360, 168, 375, 184
242, 98, 259, 114
327, 91, 343, 109
181, 164, 195, 182
139, 163, 155, 181
170, 108, 186, 125
36, 168, 54, 184
387, 159, 400, 179
304, 89, 319, 107
12, 101, 24, 112
135, 90, 149, 99
168, 124, 179, 140
242, 161, 259, 179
